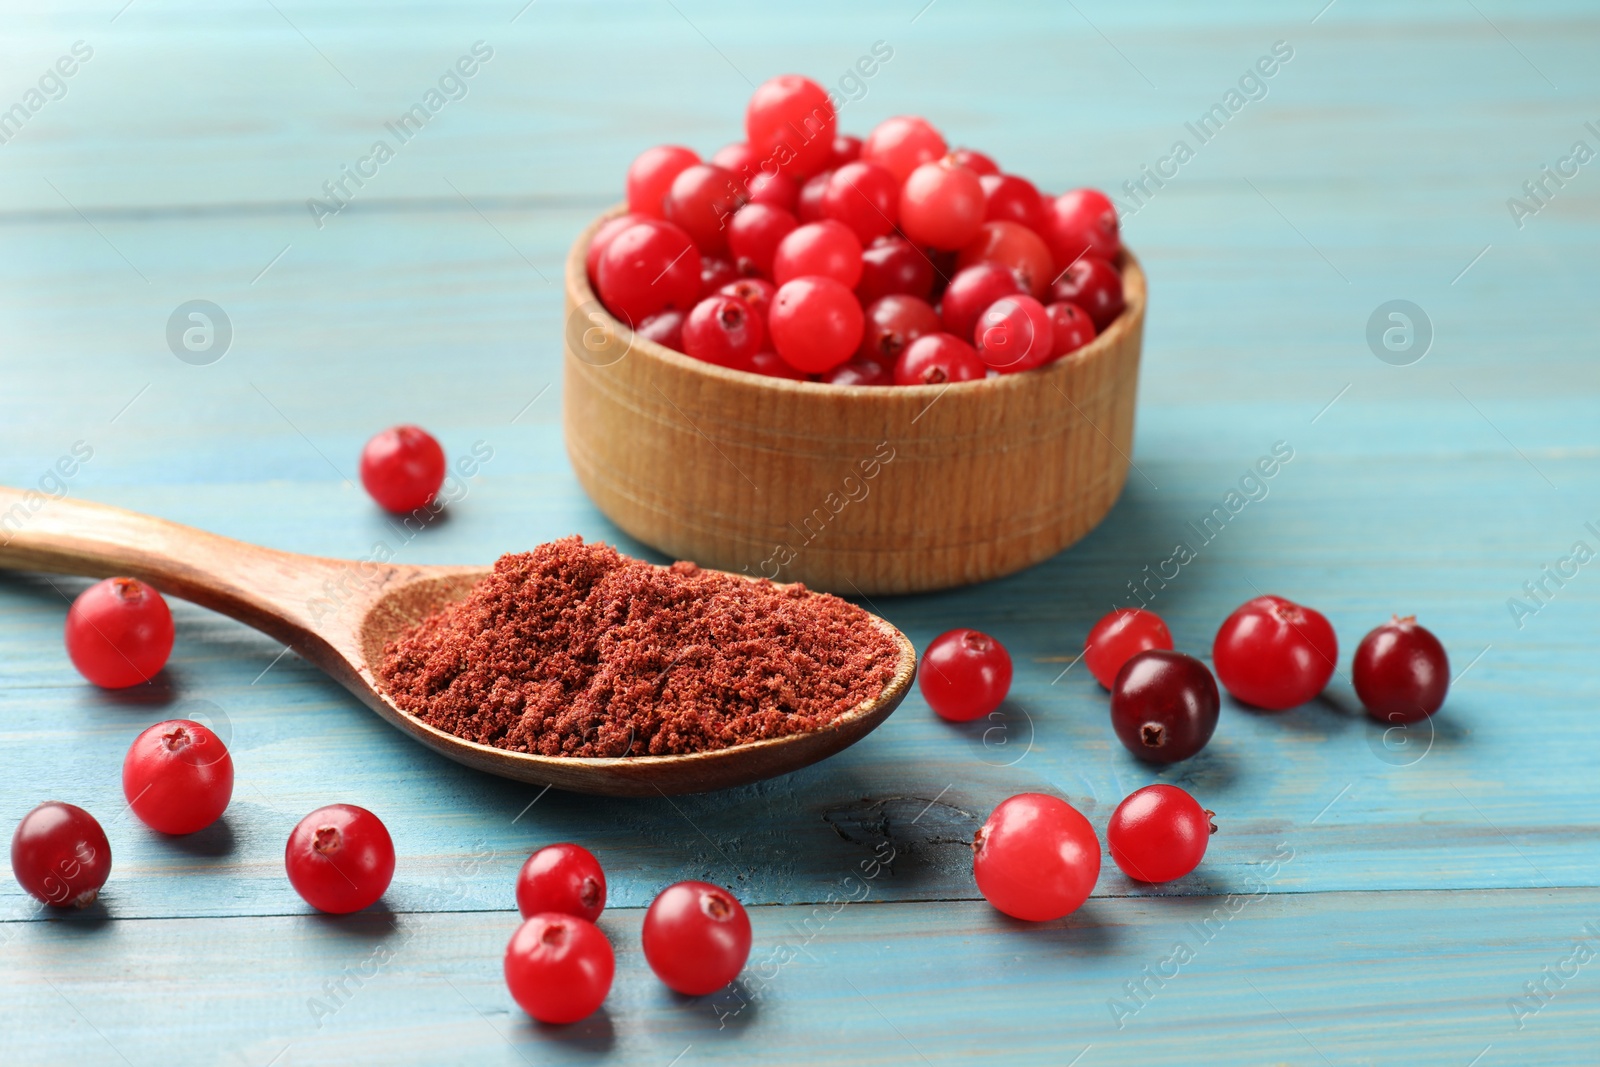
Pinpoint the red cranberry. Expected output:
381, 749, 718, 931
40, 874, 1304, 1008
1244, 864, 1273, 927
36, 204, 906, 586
957, 220, 1054, 298
636, 309, 685, 351
746, 169, 799, 211
1046, 301, 1097, 358
505, 913, 614, 1024
861, 115, 946, 182
360, 425, 446, 514
857, 235, 935, 304
826, 133, 862, 169
745, 74, 836, 178
975, 294, 1054, 373
919, 629, 1012, 721
940, 262, 1023, 342
727, 202, 797, 277
859, 294, 941, 365
663, 164, 745, 255
122, 719, 233, 835
285, 804, 394, 914
1110, 650, 1220, 763
823, 358, 893, 386
1107, 785, 1214, 883
1049, 255, 1125, 331
796, 170, 832, 222
595, 218, 701, 325
586, 212, 647, 284
899, 161, 985, 251
768, 276, 863, 373
821, 161, 900, 243
980, 173, 1047, 233
947, 148, 998, 175
642, 881, 752, 995
625, 145, 699, 218
1084, 608, 1173, 689
718, 277, 777, 324
1213, 595, 1338, 711
682, 294, 764, 368
64, 577, 174, 688
699, 256, 739, 296
11, 801, 111, 908
710, 141, 758, 185
895, 332, 986, 385
1353, 616, 1449, 724
773, 220, 863, 288
973, 793, 1099, 922
745, 350, 810, 380
516, 843, 607, 922
1044, 188, 1120, 265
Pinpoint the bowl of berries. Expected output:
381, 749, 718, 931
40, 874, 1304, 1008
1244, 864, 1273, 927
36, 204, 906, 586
564, 75, 1145, 595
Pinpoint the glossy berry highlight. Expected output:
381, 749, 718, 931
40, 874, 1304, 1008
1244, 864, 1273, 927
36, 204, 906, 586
11, 801, 111, 908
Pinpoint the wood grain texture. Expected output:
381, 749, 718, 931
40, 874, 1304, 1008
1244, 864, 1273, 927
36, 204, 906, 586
0, 0, 1598, 1062
564, 211, 1146, 594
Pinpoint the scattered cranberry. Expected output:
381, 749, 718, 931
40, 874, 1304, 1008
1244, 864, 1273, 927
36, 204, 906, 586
636, 310, 685, 351
796, 170, 832, 222
285, 804, 395, 914
1110, 650, 1220, 764
895, 332, 986, 385
11, 801, 111, 908
821, 161, 899, 243
586, 212, 647, 283
826, 134, 862, 169
957, 220, 1054, 298
773, 220, 863, 288
727, 203, 797, 277
746, 169, 798, 212
859, 294, 941, 365
663, 164, 745, 255
122, 719, 233, 835
975, 294, 1054, 373
857, 235, 936, 304
823, 358, 893, 386
642, 881, 752, 995
980, 173, 1047, 233
516, 843, 606, 922
745, 74, 836, 178
1044, 188, 1120, 265
625, 145, 699, 218
699, 256, 739, 296
899, 161, 985, 251
919, 628, 1012, 721
1047, 302, 1097, 358
64, 577, 174, 688
360, 425, 446, 515
682, 294, 764, 368
718, 277, 777, 324
1107, 785, 1214, 883
947, 147, 998, 176
1049, 255, 1125, 331
1213, 595, 1338, 711
595, 218, 701, 326
940, 262, 1024, 342
973, 793, 1099, 922
505, 913, 614, 1024
768, 276, 864, 373
1353, 616, 1449, 724
861, 115, 947, 182
745, 350, 810, 380
1084, 608, 1173, 689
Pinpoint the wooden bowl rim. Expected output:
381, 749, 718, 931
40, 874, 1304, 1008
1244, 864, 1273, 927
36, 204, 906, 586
568, 205, 1146, 398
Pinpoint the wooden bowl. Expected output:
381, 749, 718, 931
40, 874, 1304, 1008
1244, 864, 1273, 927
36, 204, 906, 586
563, 210, 1146, 595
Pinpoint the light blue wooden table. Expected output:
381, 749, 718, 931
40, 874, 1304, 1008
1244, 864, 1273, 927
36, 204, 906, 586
2, 1, 1597, 1063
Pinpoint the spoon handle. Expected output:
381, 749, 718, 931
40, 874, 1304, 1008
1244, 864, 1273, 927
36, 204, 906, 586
0, 485, 342, 645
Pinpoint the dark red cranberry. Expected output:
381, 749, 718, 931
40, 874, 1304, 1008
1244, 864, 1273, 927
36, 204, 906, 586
1353, 616, 1449, 724
859, 294, 941, 364
1049, 255, 1125, 331
700, 256, 739, 296
1110, 650, 1220, 764
857, 236, 935, 304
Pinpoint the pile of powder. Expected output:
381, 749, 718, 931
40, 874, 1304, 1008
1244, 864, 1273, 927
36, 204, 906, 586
378, 537, 899, 757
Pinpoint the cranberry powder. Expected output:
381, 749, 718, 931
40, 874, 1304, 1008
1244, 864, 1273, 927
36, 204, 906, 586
379, 538, 898, 757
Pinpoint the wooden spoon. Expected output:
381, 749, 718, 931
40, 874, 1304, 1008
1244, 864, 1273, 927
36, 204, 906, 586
0, 487, 916, 796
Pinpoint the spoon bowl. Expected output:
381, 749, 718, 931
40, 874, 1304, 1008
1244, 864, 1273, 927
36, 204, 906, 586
0, 487, 916, 796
